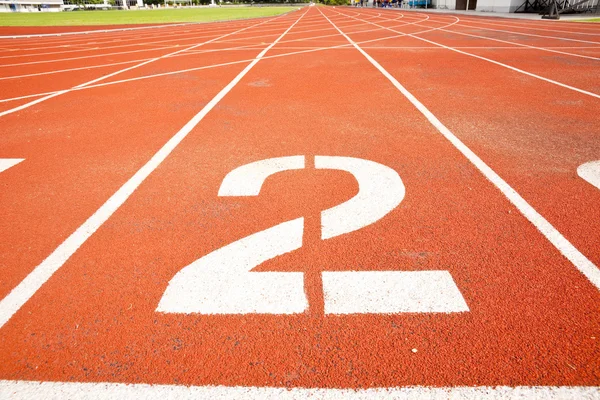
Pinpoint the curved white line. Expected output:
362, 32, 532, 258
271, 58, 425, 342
316, 156, 405, 240
218, 156, 305, 197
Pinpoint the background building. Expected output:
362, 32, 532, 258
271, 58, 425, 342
0, 0, 62, 12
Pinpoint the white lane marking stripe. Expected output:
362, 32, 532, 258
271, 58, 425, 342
0, 17, 314, 64
456, 14, 600, 35
0, 16, 447, 105
455, 18, 600, 43
390, 11, 600, 61
0, 59, 146, 81
0, 21, 200, 39
1, 380, 599, 399
0, 19, 269, 54
320, 8, 600, 290
439, 26, 600, 61
0, 9, 305, 40
0, 10, 307, 330
0, 13, 291, 119
0, 15, 322, 64
3, 41, 598, 83
578, 161, 600, 190
0, 45, 191, 68
323, 271, 469, 314
0, 11, 409, 69
396, 11, 600, 43
376, 11, 600, 62
336, 10, 600, 101
0, 158, 24, 173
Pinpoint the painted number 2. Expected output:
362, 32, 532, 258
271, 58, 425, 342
157, 156, 469, 315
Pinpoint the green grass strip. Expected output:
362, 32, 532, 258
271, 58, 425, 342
0, 7, 299, 27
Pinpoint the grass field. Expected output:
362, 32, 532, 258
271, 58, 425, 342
0, 7, 300, 26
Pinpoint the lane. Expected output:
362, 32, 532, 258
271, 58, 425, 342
451, 15, 600, 37
0, 16, 288, 54
330, 8, 600, 268
0, 7, 598, 391
350, 11, 600, 93
0, 23, 193, 38
0, 11, 305, 304
0, 12, 304, 119
0, 14, 336, 103
0, 14, 436, 104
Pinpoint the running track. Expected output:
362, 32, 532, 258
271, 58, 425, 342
0, 6, 599, 398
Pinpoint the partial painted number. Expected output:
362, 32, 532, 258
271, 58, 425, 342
578, 160, 600, 191
157, 156, 468, 315
0, 159, 24, 174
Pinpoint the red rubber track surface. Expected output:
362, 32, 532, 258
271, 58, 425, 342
0, 6, 599, 390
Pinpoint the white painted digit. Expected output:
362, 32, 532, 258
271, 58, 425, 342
157, 218, 307, 314
316, 156, 404, 240
157, 155, 468, 315
323, 271, 469, 314
0, 159, 24, 174
158, 156, 308, 314
578, 160, 600, 190
316, 156, 467, 314
218, 156, 304, 196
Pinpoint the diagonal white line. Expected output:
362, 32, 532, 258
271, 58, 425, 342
332, 9, 600, 99
0, 14, 450, 105
362, 10, 600, 61
320, 7, 600, 291
0, 9, 308, 330
0, 11, 294, 119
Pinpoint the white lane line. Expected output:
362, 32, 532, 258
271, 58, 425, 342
439, 27, 600, 61
0, 59, 147, 81
0, 17, 277, 49
350, 9, 600, 62
0, 11, 406, 69
448, 20, 600, 45
0, 22, 198, 39
364, 10, 600, 61
323, 271, 469, 314
0, 17, 316, 62
454, 14, 600, 35
0, 9, 306, 41
335, 9, 600, 100
0, 45, 188, 68
0, 158, 24, 173
0, 13, 291, 119
0, 22, 251, 60
455, 15, 600, 38
1, 380, 599, 399
0, 9, 307, 329
0, 16, 442, 104
0, 42, 180, 62
320, 8, 600, 291
578, 161, 600, 191
394, 10, 600, 40
388, 12, 600, 61
3, 42, 598, 82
